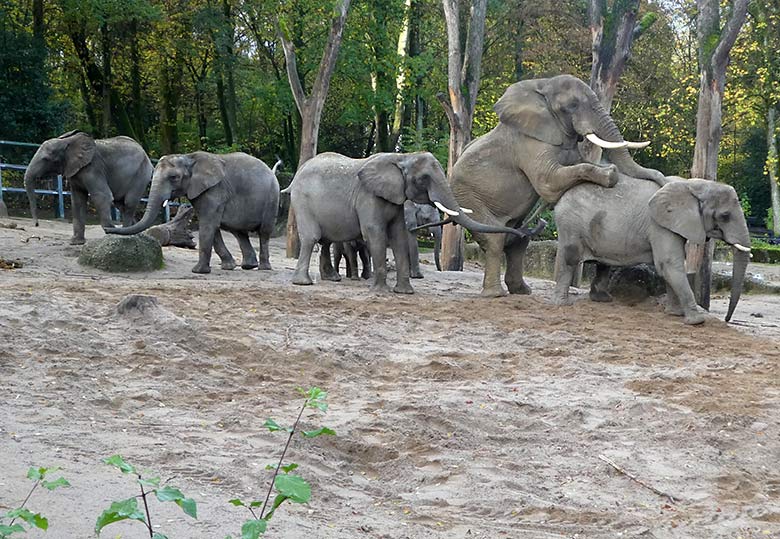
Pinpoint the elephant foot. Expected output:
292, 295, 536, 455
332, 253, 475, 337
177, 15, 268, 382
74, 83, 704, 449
70, 237, 86, 245
506, 281, 532, 295
361, 271, 373, 280
683, 311, 706, 325
292, 273, 313, 286
550, 294, 574, 306
370, 283, 391, 294
257, 262, 272, 271
665, 304, 685, 317
589, 290, 613, 303
192, 264, 211, 274
321, 272, 342, 282
410, 271, 424, 279
394, 282, 415, 294
604, 164, 619, 187
221, 261, 237, 270
480, 286, 508, 298
241, 263, 259, 270
349, 275, 360, 281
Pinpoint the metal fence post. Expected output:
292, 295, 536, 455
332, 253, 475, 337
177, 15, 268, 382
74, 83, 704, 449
57, 175, 65, 218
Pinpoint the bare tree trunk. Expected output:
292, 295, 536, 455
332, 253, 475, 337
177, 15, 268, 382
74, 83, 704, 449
769, 106, 780, 236
130, 19, 147, 149
100, 22, 112, 138
438, 0, 488, 271
688, 0, 748, 309
279, 0, 351, 258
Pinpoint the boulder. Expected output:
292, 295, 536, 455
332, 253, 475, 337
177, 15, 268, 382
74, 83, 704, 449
606, 264, 666, 303
79, 234, 163, 272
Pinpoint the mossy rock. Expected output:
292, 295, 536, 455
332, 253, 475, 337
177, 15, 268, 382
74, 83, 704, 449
79, 234, 164, 272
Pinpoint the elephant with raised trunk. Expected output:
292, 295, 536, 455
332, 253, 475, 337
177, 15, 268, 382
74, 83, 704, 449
553, 175, 750, 325
287, 151, 534, 294
24, 131, 152, 244
106, 152, 280, 274
450, 74, 666, 297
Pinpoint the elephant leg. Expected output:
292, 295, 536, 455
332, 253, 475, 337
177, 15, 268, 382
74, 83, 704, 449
504, 235, 531, 294
90, 187, 115, 230
192, 211, 221, 274
389, 216, 413, 294
332, 243, 344, 277
363, 225, 389, 292
664, 287, 684, 316
408, 232, 423, 279
654, 252, 704, 325
233, 231, 258, 269
213, 231, 237, 270
589, 263, 613, 303
257, 230, 272, 271
552, 241, 580, 305
549, 162, 618, 192
70, 188, 89, 245
120, 201, 138, 226
319, 241, 341, 281
359, 244, 372, 279
476, 232, 508, 297
344, 242, 359, 279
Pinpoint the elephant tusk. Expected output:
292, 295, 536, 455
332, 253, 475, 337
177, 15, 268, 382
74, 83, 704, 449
434, 201, 459, 216
733, 243, 751, 253
460, 207, 474, 214
162, 199, 169, 208
625, 140, 651, 149
585, 133, 628, 149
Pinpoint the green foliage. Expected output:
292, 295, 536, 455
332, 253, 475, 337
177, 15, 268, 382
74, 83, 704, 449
96, 455, 197, 537
0, 466, 69, 538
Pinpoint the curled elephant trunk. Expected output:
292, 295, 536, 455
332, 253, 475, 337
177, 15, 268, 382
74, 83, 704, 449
725, 248, 750, 322
106, 177, 169, 235
23, 169, 39, 226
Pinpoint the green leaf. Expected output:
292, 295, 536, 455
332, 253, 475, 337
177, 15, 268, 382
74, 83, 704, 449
94, 498, 146, 536
280, 463, 299, 473
0, 523, 25, 535
26, 466, 45, 481
155, 486, 185, 503
138, 476, 161, 488
152, 533, 169, 539
241, 518, 267, 539
5, 508, 47, 530
263, 419, 290, 433
102, 455, 137, 475
263, 493, 288, 521
228, 498, 246, 507
302, 387, 328, 411
302, 427, 336, 438
248, 501, 263, 508
274, 475, 311, 503
264, 464, 276, 470
176, 498, 198, 519
42, 477, 70, 490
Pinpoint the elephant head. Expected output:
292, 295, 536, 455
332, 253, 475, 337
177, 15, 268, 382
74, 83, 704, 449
24, 130, 96, 226
106, 151, 224, 235
649, 179, 751, 322
493, 74, 665, 185
357, 152, 531, 239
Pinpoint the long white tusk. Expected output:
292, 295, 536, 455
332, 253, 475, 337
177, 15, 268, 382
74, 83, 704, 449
733, 243, 751, 253
460, 207, 474, 214
434, 201, 459, 216
625, 141, 651, 149
585, 133, 628, 149
162, 199, 169, 208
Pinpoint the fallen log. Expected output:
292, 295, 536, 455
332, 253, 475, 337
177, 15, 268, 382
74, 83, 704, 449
144, 205, 196, 248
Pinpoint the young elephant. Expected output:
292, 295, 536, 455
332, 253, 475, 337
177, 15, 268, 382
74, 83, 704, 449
553, 175, 751, 325
404, 201, 442, 278
333, 239, 372, 280
24, 131, 152, 244
287, 151, 530, 293
107, 152, 280, 274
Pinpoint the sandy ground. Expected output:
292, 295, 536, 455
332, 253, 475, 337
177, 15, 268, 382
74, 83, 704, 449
1, 217, 780, 539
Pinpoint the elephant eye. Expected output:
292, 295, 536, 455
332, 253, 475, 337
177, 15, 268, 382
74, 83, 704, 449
719, 211, 731, 222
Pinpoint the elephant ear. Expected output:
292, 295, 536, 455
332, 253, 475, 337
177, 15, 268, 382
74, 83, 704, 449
357, 154, 406, 205
64, 132, 96, 178
187, 152, 225, 200
648, 181, 706, 244
493, 79, 564, 146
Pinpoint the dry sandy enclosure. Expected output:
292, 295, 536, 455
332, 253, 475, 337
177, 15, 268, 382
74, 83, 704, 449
2, 217, 780, 539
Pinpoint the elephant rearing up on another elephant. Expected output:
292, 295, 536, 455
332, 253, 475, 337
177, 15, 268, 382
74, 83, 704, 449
24, 131, 152, 245
106, 152, 279, 274
450, 75, 667, 298
288, 151, 533, 294
553, 176, 751, 325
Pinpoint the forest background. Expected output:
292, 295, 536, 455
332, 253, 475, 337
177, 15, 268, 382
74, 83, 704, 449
1, 0, 778, 228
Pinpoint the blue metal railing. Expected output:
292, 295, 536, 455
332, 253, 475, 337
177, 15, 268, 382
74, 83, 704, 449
0, 140, 172, 222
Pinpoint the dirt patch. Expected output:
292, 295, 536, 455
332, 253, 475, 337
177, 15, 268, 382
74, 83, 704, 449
1, 217, 780, 539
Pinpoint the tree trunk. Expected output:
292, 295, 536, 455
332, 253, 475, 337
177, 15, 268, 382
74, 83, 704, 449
216, 71, 234, 146
129, 19, 147, 149
159, 57, 181, 154
438, 0, 488, 271
100, 22, 111, 138
688, 0, 748, 309
769, 106, 780, 236
32, 0, 44, 42
279, 0, 352, 258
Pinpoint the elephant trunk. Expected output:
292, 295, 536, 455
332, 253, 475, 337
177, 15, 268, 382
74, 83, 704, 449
432, 227, 442, 271
726, 249, 749, 322
106, 176, 169, 235
23, 168, 39, 226
589, 98, 666, 185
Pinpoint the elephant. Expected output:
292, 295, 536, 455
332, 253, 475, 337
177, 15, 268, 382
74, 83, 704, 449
333, 239, 372, 280
286, 151, 534, 294
106, 152, 280, 274
450, 74, 667, 298
552, 175, 751, 325
24, 130, 153, 244
404, 201, 441, 278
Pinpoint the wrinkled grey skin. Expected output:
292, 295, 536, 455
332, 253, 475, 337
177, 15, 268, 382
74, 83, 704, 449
106, 152, 279, 274
554, 175, 750, 325
404, 201, 441, 278
451, 75, 666, 297
333, 239, 372, 280
24, 131, 152, 245
288, 151, 530, 294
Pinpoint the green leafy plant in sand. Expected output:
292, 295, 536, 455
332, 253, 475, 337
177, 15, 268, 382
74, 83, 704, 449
0, 466, 70, 538
226, 387, 336, 539
96, 455, 197, 538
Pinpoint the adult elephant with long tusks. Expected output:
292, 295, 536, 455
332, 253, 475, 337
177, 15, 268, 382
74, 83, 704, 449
24, 131, 152, 244
553, 176, 750, 325
106, 152, 280, 274
450, 74, 667, 298
286, 151, 534, 294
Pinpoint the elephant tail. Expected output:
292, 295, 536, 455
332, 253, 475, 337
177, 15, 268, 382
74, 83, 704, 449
272, 157, 282, 176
